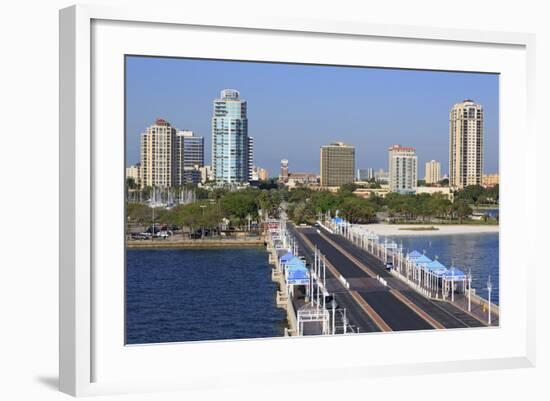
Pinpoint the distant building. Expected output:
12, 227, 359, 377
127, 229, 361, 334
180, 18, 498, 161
140, 119, 177, 188
357, 169, 369, 181
425, 160, 441, 184
415, 186, 454, 201
367, 168, 374, 180
287, 172, 318, 188
177, 130, 204, 169
199, 165, 213, 184
482, 173, 499, 188
182, 168, 201, 185
176, 130, 204, 186
320, 142, 355, 188
252, 166, 269, 181
247, 136, 254, 181
126, 163, 141, 187
353, 187, 390, 199
279, 159, 289, 183
388, 144, 418, 193
211, 89, 251, 184
374, 169, 389, 184
449, 100, 484, 188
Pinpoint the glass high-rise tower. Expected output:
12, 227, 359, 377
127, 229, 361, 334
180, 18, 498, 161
211, 89, 252, 184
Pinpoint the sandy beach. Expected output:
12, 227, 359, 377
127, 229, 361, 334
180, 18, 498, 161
356, 223, 499, 237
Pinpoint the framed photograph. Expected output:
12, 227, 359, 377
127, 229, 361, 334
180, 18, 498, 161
60, 4, 536, 396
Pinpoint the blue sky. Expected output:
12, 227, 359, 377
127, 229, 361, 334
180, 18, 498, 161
126, 56, 499, 178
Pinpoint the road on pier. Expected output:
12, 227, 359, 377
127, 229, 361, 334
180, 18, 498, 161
290, 224, 485, 332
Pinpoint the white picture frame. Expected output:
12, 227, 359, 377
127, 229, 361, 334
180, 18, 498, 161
59, 4, 536, 397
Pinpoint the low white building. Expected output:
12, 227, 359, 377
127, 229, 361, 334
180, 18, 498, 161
415, 186, 454, 201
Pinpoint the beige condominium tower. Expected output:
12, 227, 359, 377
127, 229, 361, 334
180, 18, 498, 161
320, 142, 355, 188
449, 100, 483, 189
424, 160, 441, 184
140, 118, 177, 188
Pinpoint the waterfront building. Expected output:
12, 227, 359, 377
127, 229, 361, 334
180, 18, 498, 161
211, 89, 251, 184
388, 144, 418, 193
140, 119, 177, 188
482, 173, 499, 188
279, 159, 289, 183
126, 163, 141, 187
320, 142, 355, 188
176, 130, 205, 186
177, 130, 204, 168
425, 160, 441, 184
449, 100, 484, 189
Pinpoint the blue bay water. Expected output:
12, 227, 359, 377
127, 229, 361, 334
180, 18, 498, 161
126, 248, 286, 344
389, 233, 499, 304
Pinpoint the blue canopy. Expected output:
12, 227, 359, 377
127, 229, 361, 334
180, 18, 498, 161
413, 254, 432, 265
426, 259, 447, 275
443, 267, 466, 280
333, 217, 344, 224
287, 268, 310, 285
280, 252, 294, 263
287, 256, 305, 267
407, 250, 423, 259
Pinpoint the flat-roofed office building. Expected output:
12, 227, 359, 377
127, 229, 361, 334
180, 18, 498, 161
320, 142, 355, 188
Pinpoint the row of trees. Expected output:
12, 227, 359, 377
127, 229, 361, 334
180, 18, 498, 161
127, 182, 499, 236
454, 184, 499, 205
286, 186, 378, 224
127, 187, 284, 237
285, 184, 498, 225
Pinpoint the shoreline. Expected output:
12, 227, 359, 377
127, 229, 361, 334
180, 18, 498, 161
126, 238, 265, 249
356, 223, 499, 237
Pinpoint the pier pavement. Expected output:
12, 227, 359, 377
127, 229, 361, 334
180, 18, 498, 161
291, 224, 487, 332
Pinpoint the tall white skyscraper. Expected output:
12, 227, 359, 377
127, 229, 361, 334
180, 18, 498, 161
424, 160, 441, 184
449, 100, 483, 188
211, 89, 251, 184
388, 144, 418, 193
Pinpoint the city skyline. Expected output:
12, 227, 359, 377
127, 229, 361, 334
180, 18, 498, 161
126, 56, 499, 177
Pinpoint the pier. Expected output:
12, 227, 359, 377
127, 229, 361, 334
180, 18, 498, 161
264, 214, 499, 337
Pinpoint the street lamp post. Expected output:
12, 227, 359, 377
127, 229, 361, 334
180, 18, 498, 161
487, 275, 493, 325
331, 297, 336, 335
200, 204, 206, 239
467, 268, 472, 312
343, 312, 347, 335
450, 266, 455, 302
